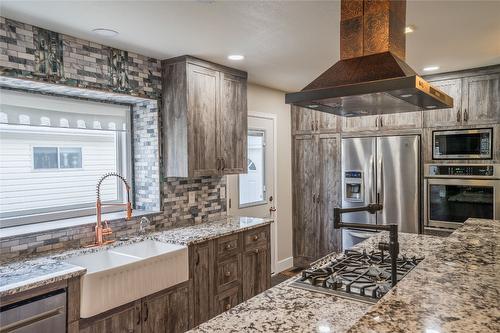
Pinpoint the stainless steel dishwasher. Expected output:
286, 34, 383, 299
0, 289, 66, 333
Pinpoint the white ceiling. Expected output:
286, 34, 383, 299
1, 1, 499, 92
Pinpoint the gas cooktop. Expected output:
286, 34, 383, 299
291, 249, 424, 304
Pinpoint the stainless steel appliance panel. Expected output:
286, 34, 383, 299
0, 289, 66, 333
424, 177, 499, 229
376, 135, 420, 233
342, 228, 379, 251
432, 128, 492, 160
341, 137, 376, 225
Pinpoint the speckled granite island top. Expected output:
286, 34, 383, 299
189, 218, 499, 333
0, 216, 272, 297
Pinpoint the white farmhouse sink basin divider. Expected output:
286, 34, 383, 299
65, 240, 189, 318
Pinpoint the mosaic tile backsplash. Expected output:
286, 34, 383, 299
0, 16, 228, 261
0, 17, 162, 99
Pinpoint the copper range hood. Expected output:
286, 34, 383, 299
285, 0, 453, 116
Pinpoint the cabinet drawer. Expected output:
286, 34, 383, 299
214, 286, 240, 316
216, 255, 241, 292
244, 227, 269, 250
216, 234, 241, 259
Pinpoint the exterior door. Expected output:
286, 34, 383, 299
376, 135, 420, 233
187, 64, 219, 176
227, 115, 276, 272
219, 72, 247, 174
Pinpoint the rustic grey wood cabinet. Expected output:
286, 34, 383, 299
292, 132, 341, 268
190, 225, 271, 327
342, 113, 422, 133
291, 105, 340, 134
423, 67, 500, 127
79, 282, 191, 333
162, 56, 248, 177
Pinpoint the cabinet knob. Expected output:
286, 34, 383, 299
464, 108, 468, 122
254, 249, 259, 254
225, 244, 232, 250
457, 109, 462, 122
225, 271, 231, 277
224, 303, 231, 311
252, 235, 259, 241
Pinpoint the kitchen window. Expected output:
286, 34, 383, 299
0, 90, 132, 228
239, 130, 266, 207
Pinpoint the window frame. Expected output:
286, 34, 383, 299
32, 146, 83, 171
0, 106, 133, 229
238, 129, 267, 209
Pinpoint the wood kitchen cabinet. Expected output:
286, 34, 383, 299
291, 105, 340, 134
292, 132, 341, 268
79, 283, 190, 333
190, 225, 271, 326
342, 112, 422, 133
162, 56, 248, 177
423, 67, 500, 127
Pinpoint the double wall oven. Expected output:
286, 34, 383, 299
424, 164, 500, 229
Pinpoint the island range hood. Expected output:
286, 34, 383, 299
285, 0, 453, 116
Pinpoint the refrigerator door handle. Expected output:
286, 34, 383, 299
377, 158, 384, 204
369, 156, 375, 203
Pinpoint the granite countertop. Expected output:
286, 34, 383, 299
189, 218, 499, 333
0, 215, 272, 298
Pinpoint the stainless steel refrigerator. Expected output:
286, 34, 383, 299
341, 135, 420, 250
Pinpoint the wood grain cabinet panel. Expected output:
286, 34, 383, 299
216, 233, 241, 259
191, 241, 212, 327
162, 56, 248, 177
213, 286, 240, 316
292, 134, 319, 267
341, 114, 379, 132
215, 255, 241, 292
379, 112, 422, 131
79, 301, 142, 333
242, 246, 271, 301
292, 105, 340, 134
219, 72, 248, 174
423, 78, 463, 128
462, 74, 500, 125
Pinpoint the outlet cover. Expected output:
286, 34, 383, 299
189, 191, 196, 204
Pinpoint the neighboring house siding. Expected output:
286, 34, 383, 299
0, 127, 118, 215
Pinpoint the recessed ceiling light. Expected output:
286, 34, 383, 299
400, 94, 413, 98
227, 54, 244, 61
308, 104, 319, 108
404, 25, 415, 34
426, 105, 437, 109
92, 28, 119, 37
423, 66, 440, 72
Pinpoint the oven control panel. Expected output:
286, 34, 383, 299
428, 165, 494, 176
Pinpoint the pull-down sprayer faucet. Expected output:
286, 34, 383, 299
92, 172, 132, 246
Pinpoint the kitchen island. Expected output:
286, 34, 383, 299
189, 218, 499, 333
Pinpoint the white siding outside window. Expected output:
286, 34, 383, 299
0, 90, 131, 227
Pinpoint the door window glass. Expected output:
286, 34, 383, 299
239, 130, 265, 207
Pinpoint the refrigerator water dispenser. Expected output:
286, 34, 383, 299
344, 171, 364, 202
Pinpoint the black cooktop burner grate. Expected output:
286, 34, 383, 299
292, 249, 423, 303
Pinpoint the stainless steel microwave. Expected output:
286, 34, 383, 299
433, 128, 492, 160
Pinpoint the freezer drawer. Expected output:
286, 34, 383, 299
0, 289, 66, 333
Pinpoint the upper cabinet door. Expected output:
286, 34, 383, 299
462, 74, 500, 125
317, 112, 340, 133
219, 72, 248, 175
379, 111, 422, 131
423, 78, 463, 128
341, 115, 379, 132
187, 64, 220, 177
291, 105, 316, 134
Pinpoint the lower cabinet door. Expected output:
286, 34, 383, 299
192, 242, 212, 326
213, 286, 240, 317
242, 247, 270, 301
79, 301, 142, 333
142, 284, 190, 333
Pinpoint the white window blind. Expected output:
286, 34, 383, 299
0, 90, 128, 131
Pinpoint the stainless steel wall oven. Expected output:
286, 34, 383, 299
424, 164, 500, 229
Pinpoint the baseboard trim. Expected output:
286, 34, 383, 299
274, 256, 293, 274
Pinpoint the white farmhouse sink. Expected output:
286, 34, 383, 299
65, 240, 188, 318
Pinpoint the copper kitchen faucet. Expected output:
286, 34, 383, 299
91, 172, 132, 247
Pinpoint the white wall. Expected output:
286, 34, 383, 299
247, 83, 293, 266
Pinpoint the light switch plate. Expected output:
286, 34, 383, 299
219, 187, 226, 199
189, 191, 196, 204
